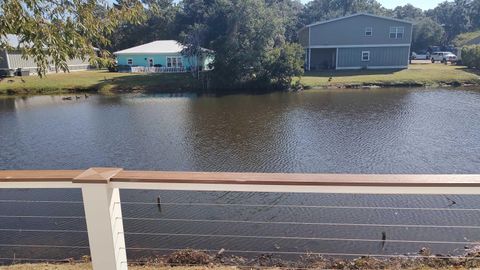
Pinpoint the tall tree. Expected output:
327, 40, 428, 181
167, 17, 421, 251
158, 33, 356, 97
109, 0, 179, 51
427, 0, 472, 42
393, 4, 424, 20
0, 0, 144, 75
301, 0, 388, 25
412, 18, 445, 51
179, 0, 303, 90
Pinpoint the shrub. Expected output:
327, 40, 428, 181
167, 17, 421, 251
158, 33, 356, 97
462, 45, 480, 69
261, 43, 305, 89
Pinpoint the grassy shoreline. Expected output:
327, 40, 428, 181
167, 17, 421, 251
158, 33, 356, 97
299, 63, 480, 89
0, 64, 479, 97
0, 71, 202, 97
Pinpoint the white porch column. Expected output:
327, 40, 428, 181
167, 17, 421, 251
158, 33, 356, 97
308, 48, 312, 71
74, 168, 127, 270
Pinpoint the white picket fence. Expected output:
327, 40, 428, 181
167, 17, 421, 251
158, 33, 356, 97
130, 66, 186, 73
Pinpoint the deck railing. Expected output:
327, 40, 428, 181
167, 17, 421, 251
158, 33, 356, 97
130, 66, 186, 73
1, 168, 480, 270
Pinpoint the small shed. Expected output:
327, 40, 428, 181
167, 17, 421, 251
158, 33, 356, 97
113, 40, 214, 73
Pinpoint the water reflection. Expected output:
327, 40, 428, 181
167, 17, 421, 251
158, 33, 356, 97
1, 89, 480, 172
2, 89, 480, 261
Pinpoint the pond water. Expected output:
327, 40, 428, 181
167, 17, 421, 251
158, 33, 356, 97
1, 88, 480, 262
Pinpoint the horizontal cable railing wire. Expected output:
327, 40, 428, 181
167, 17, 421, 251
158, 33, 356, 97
118, 201, 479, 212
123, 247, 480, 260
122, 232, 476, 245
1, 194, 480, 267
121, 217, 480, 229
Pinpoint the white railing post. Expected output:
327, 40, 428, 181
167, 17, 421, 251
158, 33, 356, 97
74, 168, 127, 270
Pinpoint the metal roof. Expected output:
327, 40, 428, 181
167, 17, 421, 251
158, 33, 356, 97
305, 13, 413, 28
113, 40, 186, 55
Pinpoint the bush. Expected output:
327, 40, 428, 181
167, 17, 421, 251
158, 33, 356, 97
462, 45, 480, 69
261, 43, 305, 89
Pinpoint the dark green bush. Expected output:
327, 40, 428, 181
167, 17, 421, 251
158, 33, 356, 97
462, 45, 480, 69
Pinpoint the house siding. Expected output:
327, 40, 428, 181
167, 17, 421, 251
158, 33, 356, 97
298, 28, 309, 47
116, 53, 212, 70
309, 15, 412, 47
5, 51, 91, 74
337, 46, 410, 69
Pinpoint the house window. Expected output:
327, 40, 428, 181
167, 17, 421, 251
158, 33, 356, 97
166, 56, 183, 68
390, 27, 405, 39
127, 58, 133, 65
362, 51, 370, 62
365, 27, 373, 37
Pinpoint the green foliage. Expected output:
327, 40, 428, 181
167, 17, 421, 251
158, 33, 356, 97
392, 4, 423, 20
301, 0, 388, 25
426, 0, 472, 42
453, 30, 480, 47
461, 45, 480, 68
179, 0, 293, 90
262, 43, 304, 89
412, 18, 445, 51
109, 0, 179, 51
0, 0, 145, 76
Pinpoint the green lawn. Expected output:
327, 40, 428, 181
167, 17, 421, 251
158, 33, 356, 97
299, 63, 480, 88
0, 70, 201, 96
1, 64, 479, 96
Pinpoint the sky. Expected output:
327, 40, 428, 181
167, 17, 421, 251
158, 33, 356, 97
300, 0, 449, 10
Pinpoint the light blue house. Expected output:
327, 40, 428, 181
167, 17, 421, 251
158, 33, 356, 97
113, 40, 213, 73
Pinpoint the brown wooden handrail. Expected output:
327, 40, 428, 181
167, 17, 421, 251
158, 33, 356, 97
113, 171, 480, 187
1, 168, 480, 187
0, 170, 83, 182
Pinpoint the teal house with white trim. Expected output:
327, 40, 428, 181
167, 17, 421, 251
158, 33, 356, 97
113, 40, 213, 73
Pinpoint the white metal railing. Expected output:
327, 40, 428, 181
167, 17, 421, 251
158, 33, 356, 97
2, 168, 480, 269
130, 66, 186, 73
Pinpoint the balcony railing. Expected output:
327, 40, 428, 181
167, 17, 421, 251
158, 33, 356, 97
130, 66, 186, 73
1, 168, 480, 269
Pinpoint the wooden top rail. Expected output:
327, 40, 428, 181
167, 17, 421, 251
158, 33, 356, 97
0, 170, 83, 182
1, 168, 480, 187
113, 171, 480, 187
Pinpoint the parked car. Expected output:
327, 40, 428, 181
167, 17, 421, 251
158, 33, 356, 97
431, 52, 457, 63
411, 51, 430, 60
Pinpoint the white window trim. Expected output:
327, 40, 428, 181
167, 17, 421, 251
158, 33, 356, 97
166, 56, 183, 68
365, 27, 373, 37
362, 51, 370, 62
390, 26, 405, 39
127, 58, 133, 65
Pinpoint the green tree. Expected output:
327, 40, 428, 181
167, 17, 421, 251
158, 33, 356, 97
261, 42, 304, 89
265, 0, 304, 42
109, 0, 179, 51
412, 18, 445, 51
301, 0, 388, 25
393, 4, 424, 20
0, 0, 144, 75
426, 0, 472, 42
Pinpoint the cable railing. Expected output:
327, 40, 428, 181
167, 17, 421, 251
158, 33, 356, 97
2, 168, 480, 269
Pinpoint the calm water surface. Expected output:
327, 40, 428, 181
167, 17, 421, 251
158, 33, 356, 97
1, 88, 480, 262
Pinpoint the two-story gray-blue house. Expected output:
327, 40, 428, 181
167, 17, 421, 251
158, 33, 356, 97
298, 13, 413, 70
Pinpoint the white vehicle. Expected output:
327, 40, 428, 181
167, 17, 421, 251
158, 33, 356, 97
411, 51, 430, 60
431, 52, 457, 63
